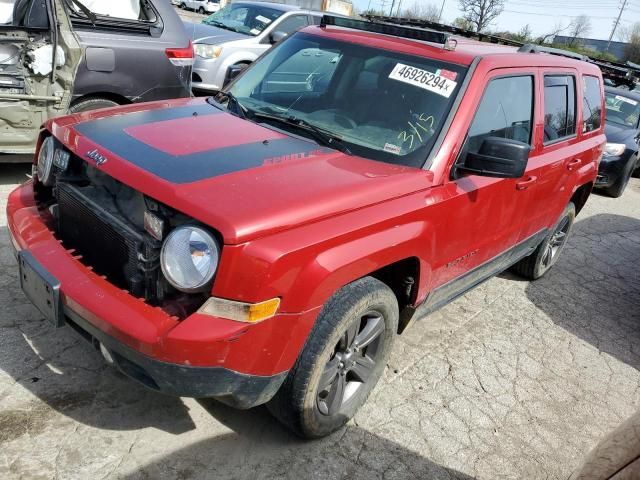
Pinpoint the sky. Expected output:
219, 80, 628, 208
353, 0, 640, 41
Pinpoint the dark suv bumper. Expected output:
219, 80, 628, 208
64, 306, 286, 408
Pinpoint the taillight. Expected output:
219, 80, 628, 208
165, 40, 195, 67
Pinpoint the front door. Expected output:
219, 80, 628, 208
0, 0, 81, 155
424, 70, 538, 310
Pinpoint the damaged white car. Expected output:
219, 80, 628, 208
0, 0, 193, 157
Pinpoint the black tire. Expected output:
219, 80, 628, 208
69, 97, 119, 114
631, 154, 640, 178
604, 159, 635, 198
180, 2, 186, 9
512, 202, 575, 280
198, 7, 205, 14
267, 277, 398, 438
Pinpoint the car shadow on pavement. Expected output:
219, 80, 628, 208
0, 226, 197, 436
525, 213, 640, 369
117, 399, 475, 480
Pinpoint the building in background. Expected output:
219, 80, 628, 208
554, 35, 628, 61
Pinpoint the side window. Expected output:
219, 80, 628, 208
543, 75, 576, 142
465, 76, 534, 154
582, 76, 602, 133
273, 14, 309, 36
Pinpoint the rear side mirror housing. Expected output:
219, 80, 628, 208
269, 31, 288, 45
456, 137, 530, 179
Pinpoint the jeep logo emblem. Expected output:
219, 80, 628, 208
86, 149, 108, 165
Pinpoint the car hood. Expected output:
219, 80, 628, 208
183, 21, 249, 45
49, 98, 433, 245
605, 121, 639, 146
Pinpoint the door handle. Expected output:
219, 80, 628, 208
567, 158, 582, 171
516, 176, 537, 190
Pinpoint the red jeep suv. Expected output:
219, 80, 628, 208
7, 17, 604, 438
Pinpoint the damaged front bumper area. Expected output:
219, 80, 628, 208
7, 181, 294, 408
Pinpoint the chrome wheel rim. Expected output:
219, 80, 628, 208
541, 216, 570, 268
316, 311, 385, 416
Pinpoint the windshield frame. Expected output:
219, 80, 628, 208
225, 31, 473, 170
604, 91, 640, 129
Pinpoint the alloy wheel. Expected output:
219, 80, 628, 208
541, 216, 570, 268
316, 311, 385, 416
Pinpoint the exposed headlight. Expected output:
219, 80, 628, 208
603, 143, 626, 157
193, 43, 222, 59
36, 136, 56, 186
161, 226, 220, 292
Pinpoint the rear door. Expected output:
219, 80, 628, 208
518, 69, 582, 240
0, 0, 81, 155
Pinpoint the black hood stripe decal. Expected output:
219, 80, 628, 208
74, 104, 323, 184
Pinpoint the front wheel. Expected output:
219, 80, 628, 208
512, 202, 575, 280
604, 159, 635, 198
198, 7, 205, 14
267, 277, 398, 438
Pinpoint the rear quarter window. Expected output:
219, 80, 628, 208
582, 76, 602, 133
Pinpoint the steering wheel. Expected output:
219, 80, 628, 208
309, 109, 357, 129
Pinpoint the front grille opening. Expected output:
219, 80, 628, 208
35, 152, 211, 320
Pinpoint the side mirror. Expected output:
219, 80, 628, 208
269, 31, 288, 45
222, 64, 245, 88
457, 137, 530, 178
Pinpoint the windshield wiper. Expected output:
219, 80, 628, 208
207, 91, 248, 119
205, 20, 241, 33
65, 0, 97, 25
252, 112, 352, 155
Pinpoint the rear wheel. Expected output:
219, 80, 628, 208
69, 97, 119, 114
267, 277, 398, 438
198, 6, 205, 14
512, 202, 575, 280
180, 2, 186, 9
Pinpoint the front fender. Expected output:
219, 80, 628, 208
212, 197, 435, 313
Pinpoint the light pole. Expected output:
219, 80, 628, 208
438, 0, 446, 22
607, 0, 628, 52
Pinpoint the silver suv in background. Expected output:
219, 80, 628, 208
1, 0, 193, 156
185, 1, 323, 93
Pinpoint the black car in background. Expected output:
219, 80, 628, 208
597, 87, 640, 197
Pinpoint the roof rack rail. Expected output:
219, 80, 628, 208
320, 15, 450, 47
518, 44, 588, 61
362, 15, 523, 47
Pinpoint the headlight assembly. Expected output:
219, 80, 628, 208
160, 226, 220, 292
193, 44, 222, 59
36, 136, 56, 186
603, 143, 626, 157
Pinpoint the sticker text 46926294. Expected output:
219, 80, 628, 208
388, 63, 457, 98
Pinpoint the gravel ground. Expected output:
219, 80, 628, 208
0, 164, 639, 479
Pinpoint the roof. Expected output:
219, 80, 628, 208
302, 24, 601, 73
605, 86, 640, 102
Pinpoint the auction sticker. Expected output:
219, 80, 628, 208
255, 15, 272, 24
616, 95, 638, 106
388, 63, 457, 98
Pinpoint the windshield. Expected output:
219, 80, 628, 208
227, 33, 467, 168
202, 3, 283, 36
605, 91, 640, 128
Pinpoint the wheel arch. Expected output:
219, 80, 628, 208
570, 181, 593, 215
71, 92, 131, 108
